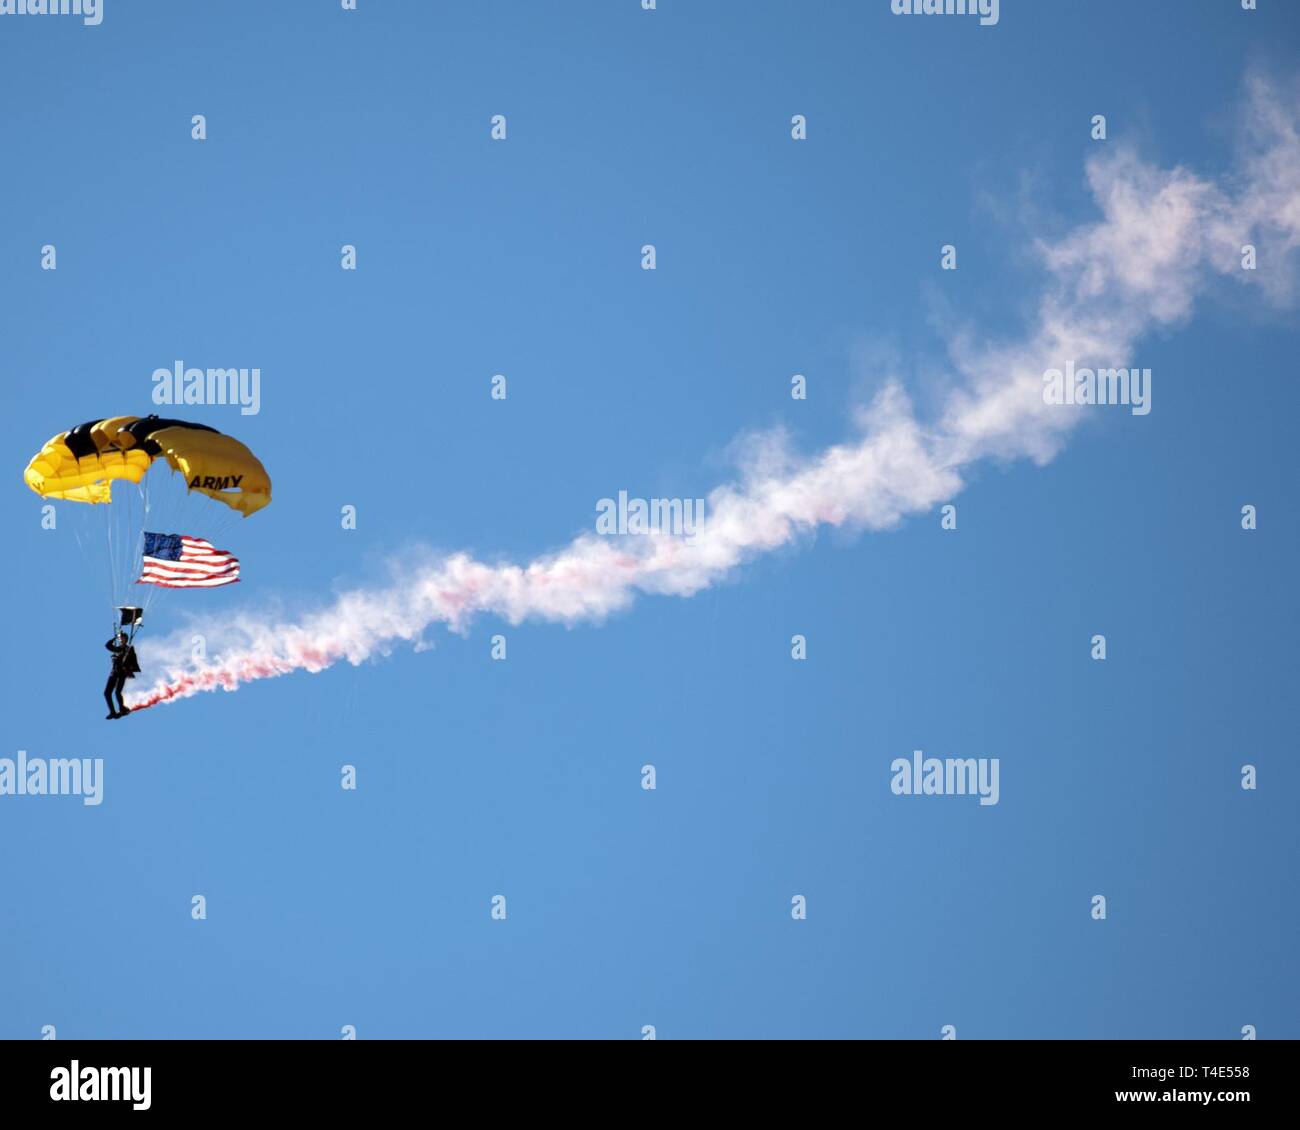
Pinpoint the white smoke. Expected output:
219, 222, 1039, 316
129, 76, 1300, 710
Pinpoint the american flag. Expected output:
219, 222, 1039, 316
137, 532, 241, 589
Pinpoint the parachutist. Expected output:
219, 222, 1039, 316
104, 632, 140, 719
21, 415, 271, 716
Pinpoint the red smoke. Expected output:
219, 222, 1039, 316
130, 648, 345, 710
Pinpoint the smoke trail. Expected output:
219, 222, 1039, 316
129, 76, 1300, 711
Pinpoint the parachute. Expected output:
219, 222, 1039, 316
25, 415, 270, 514
24, 415, 271, 625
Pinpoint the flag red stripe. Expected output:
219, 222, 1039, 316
140, 565, 239, 579
136, 576, 241, 589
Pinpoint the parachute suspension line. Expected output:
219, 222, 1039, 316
112, 490, 122, 608
141, 471, 161, 617
146, 472, 178, 616
137, 475, 155, 617
121, 478, 139, 605
103, 495, 117, 613
72, 506, 109, 635
138, 467, 158, 617
112, 477, 132, 609
71, 514, 86, 579
136, 467, 153, 615
71, 506, 96, 604
143, 466, 171, 614
117, 481, 128, 604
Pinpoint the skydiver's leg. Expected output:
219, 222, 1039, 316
104, 674, 120, 718
113, 673, 129, 715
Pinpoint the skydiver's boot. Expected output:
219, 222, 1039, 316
118, 706, 131, 717
106, 713, 118, 720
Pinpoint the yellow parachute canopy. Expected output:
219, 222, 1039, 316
24, 415, 271, 516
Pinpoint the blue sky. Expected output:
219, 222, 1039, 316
1, 1, 1297, 1039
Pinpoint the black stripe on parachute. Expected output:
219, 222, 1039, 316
63, 415, 221, 459
121, 416, 220, 457
64, 419, 106, 458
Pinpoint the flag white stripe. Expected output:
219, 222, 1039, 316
142, 557, 238, 575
